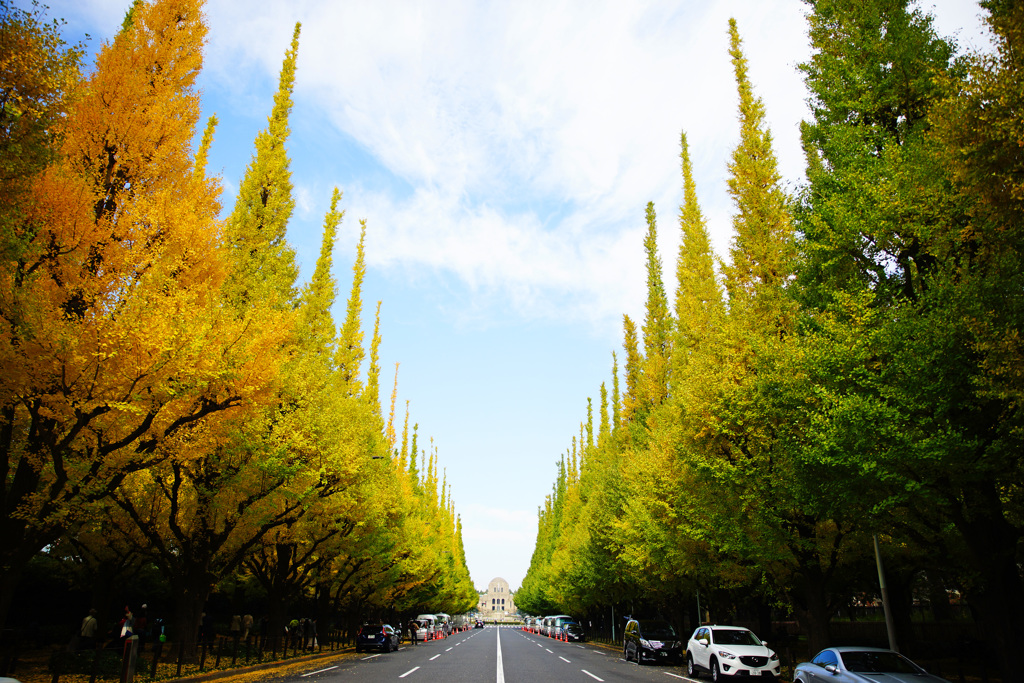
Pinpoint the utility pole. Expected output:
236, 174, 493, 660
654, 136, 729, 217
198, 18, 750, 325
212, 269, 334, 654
874, 534, 898, 652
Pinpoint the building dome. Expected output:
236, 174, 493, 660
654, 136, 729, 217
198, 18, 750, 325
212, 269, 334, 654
478, 577, 516, 616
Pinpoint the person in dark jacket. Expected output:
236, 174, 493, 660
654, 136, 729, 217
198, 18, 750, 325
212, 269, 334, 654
408, 620, 419, 646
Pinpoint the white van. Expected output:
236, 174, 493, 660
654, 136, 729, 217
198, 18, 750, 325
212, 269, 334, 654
414, 614, 436, 640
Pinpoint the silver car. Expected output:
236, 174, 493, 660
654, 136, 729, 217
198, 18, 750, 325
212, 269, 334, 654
795, 647, 947, 683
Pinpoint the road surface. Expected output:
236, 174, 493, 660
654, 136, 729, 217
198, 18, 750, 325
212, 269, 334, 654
291, 625, 697, 682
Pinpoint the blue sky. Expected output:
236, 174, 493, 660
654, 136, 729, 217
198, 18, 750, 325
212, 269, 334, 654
55, 0, 991, 593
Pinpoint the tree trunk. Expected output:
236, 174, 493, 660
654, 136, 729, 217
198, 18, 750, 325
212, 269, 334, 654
885, 567, 916, 652
0, 564, 23, 631
170, 570, 213, 662
790, 570, 832, 658
958, 497, 1024, 683
924, 569, 952, 622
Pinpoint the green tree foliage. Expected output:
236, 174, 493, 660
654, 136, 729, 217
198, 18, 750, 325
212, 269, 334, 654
222, 23, 300, 312
523, 4, 1023, 672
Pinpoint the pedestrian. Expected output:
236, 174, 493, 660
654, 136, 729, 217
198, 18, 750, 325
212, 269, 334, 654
79, 608, 98, 650
118, 606, 134, 644
304, 618, 316, 650
135, 604, 148, 651
242, 614, 253, 640
408, 620, 418, 646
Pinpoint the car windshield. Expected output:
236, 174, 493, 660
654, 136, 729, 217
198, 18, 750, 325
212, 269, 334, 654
642, 622, 677, 639
712, 629, 761, 646
841, 651, 922, 674
358, 625, 383, 634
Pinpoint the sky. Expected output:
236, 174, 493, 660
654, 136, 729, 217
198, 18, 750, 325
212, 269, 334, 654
54, 0, 992, 594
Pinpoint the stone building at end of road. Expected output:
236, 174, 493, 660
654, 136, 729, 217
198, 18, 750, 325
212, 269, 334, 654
478, 577, 516, 617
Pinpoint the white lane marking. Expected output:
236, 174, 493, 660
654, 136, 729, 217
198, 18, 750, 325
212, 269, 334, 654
399, 667, 420, 678
559, 656, 571, 663
664, 674, 689, 680
360, 654, 381, 660
430, 654, 441, 661
496, 626, 505, 683
545, 648, 554, 653
446, 647, 453, 652
301, 666, 338, 677
582, 670, 605, 681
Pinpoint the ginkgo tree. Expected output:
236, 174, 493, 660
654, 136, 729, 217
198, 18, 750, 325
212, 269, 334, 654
2, 0, 477, 646
0, 0, 277, 630
523, 3, 1023, 676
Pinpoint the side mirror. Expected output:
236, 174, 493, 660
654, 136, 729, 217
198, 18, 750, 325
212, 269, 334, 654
825, 665, 839, 675
700, 637, 710, 646
762, 641, 769, 647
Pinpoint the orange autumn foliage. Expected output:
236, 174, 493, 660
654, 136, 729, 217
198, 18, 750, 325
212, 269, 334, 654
0, 0, 285, 627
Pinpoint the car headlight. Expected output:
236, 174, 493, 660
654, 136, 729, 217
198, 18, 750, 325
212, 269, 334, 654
640, 639, 651, 648
718, 650, 737, 660
770, 653, 779, 661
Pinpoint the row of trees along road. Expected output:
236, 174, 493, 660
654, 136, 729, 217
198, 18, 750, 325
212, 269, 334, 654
0, 0, 477, 659
516, 3, 1024, 683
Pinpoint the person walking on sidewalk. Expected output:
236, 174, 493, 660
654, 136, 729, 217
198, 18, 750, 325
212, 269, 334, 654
408, 620, 419, 646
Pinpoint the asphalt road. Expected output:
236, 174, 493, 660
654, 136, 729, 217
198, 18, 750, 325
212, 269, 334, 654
291, 625, 696, 682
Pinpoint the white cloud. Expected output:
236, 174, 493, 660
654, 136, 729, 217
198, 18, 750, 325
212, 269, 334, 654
196, 0, 817, 334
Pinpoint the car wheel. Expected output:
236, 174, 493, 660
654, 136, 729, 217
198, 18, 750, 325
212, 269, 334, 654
688, 655, 699, 678
712, 659, 721, 683
637, 649, 645, 666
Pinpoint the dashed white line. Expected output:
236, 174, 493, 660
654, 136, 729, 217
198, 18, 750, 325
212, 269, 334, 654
430, 654, 441, 661
545, 648, 554, 653
360, 654, 380, 660
582, 670, 604, 681
399, 666, 420, 678
559, 656, 571, 663
300, 666, 338, 677
446, 647, 453, 651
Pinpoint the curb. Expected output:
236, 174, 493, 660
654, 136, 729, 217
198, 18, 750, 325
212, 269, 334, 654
165, 648, 354, 683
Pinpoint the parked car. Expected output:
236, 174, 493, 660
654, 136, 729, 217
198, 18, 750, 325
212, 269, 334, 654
795, 647, 948, 683
545, 614, 573, 637
434, 613, 451, 637
623, 619, 683, 665
564, 621, 586, 642
686, 625, 780, 681
355, 623, 399, 653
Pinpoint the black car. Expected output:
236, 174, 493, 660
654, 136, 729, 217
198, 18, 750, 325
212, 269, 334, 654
564, 621, 586, 642
475, 619, 484, 629
623, 619, 683, 665
356, 623, 400, 653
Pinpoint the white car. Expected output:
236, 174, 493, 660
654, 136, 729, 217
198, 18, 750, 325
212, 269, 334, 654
414, 614, 436, 640
686, 625, 781, 682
